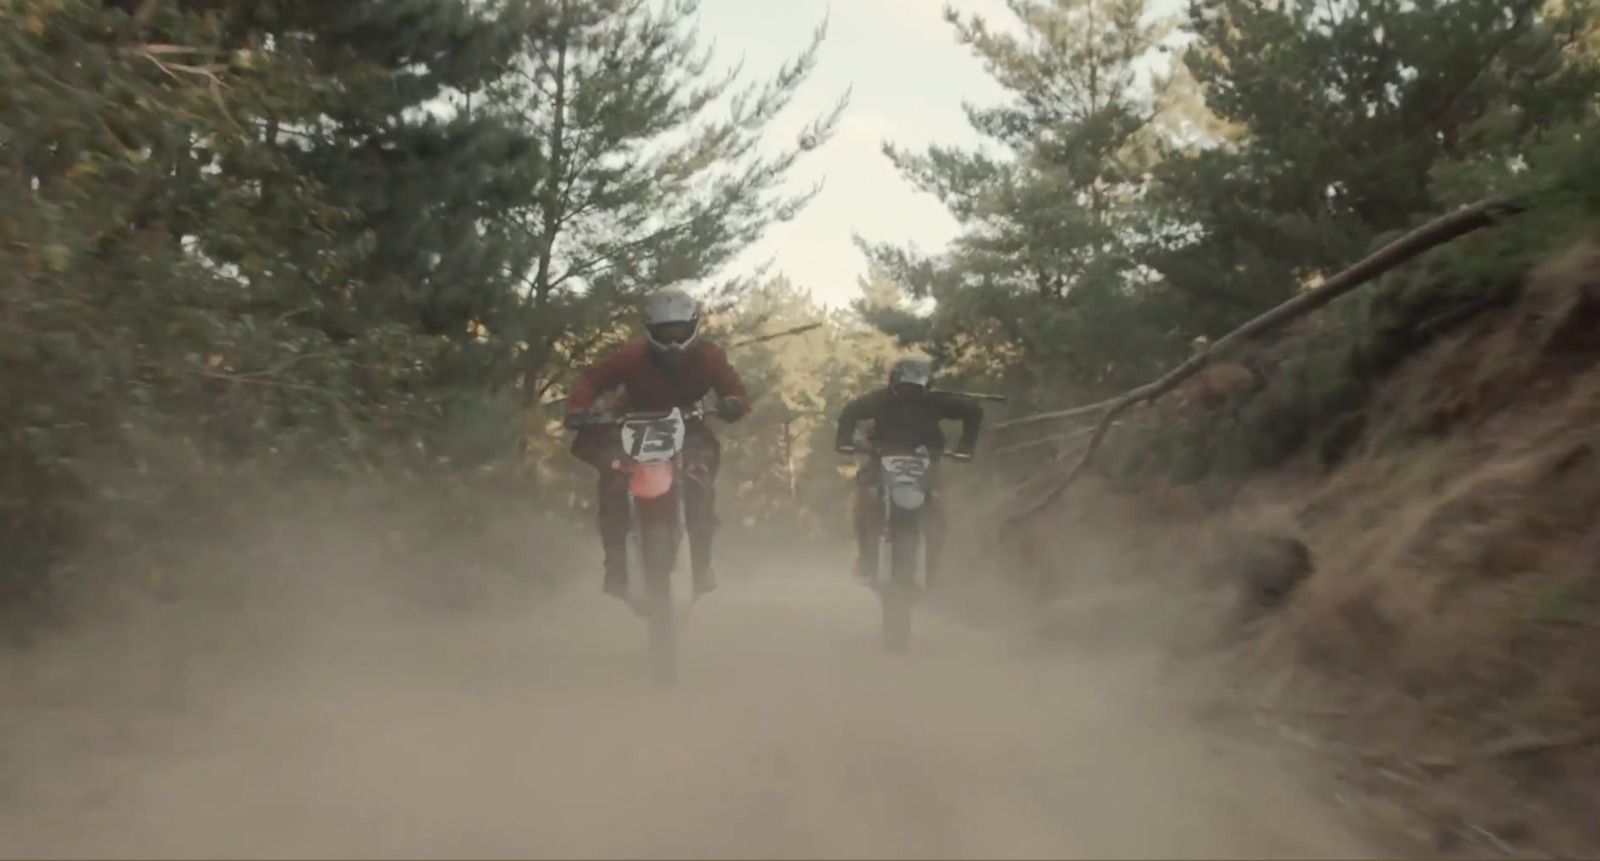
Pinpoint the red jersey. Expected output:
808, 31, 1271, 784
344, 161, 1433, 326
566, 337, 749, 418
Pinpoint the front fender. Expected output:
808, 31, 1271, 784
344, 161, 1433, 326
889, 485, 927, 510
629, 461, 675, 499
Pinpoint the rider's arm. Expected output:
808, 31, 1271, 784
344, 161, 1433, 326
566, 344, 634, 413
835, 389, 882, 450
937, 393, 984, 453
704, 343, 750, 419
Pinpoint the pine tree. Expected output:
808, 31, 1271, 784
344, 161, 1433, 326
261, 0, 547, 350
496, 0, 848, 397
1151, 0, 1600, 335
858, 0, 1181, 396
713, 276, 899, 536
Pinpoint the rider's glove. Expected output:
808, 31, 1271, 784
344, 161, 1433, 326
562, 411, 588, 431
717, 396, 746, 421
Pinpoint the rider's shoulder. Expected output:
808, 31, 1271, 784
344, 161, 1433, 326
615, 336, 650, 361
695, 339, 730, 362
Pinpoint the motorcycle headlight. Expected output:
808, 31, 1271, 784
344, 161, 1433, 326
889, 485, 926, 510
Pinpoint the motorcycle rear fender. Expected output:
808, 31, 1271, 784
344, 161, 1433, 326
629, 461, 675, 499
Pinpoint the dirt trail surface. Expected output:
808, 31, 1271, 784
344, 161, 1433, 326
0, 570, 1378, 860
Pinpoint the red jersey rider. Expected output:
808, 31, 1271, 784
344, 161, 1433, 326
563, 288, 748, 602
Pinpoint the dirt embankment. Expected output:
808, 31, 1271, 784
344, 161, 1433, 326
1007, 242, 1600, 859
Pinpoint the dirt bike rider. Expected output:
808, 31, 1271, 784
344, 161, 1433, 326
833, 355, 982, 587
563, 288, 749, 603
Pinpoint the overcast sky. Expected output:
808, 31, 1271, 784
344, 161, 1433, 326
693, 0, 1013, 307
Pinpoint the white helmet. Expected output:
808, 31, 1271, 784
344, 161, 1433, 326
642, 288, 700, 360
888, 354, 933, 395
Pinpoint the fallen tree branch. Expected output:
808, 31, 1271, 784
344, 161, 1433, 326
993, 421, 1141, 455
1482, 725, 1600, 759
1002, 196, 1526, 526
729, 321, 824, 348
993, 396, 1121, 431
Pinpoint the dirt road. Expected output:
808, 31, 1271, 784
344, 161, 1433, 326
0, 570, 1377, 859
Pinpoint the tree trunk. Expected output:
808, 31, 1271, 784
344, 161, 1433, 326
521, 7, 571, 404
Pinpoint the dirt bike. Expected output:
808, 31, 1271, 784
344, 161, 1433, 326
841, 442, 971, 653
570, 404, 719, 686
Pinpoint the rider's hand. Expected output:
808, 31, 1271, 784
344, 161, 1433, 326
717, 396, 746, 421
836, 444, 858, 455
562, 411, 589, 431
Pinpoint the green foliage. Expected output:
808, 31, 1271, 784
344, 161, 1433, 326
716, 276, 900, 539
1150, 0, 1600, 334
10, 0, 1600, 618
0, 0, 841, 613
866, 0, 1600, 488
278, 0, 545, 344
856, 0, 1192, 409
494, 0, 848, 396
1165, 98, 1600, 484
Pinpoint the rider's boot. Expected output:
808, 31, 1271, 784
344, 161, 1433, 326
687, 503, 717, 598
689, 536, 716, 597
597, 477, 632, 604
602, 551, 628, 601
692, 563, 716, 598
601, 527, 632, 600
853, 524, 877, 581
603, 554, 647, 617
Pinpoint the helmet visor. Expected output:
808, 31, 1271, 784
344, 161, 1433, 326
648, 320, 697, 347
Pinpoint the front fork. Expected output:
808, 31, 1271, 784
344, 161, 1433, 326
875, 488, 924, 597
622, 470, 689, 602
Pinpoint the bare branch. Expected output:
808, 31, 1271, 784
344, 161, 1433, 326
730, 322, 823, 348
1002, 196, 1526, 526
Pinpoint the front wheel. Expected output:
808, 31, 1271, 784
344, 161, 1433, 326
640, 517, 680, 686
881, 518, 920, 654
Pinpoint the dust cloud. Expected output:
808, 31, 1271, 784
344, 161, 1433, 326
0, 522, 1380, 860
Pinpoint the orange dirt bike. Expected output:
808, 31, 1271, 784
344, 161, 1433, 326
568, 404, 723, 686
839, 442, 971, 653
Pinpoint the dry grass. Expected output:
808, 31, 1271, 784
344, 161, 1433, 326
1006, 240, 1600, 858
1247, 242, 1600, 858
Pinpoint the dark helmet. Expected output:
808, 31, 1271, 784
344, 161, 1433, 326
642, 288, 700, 365
887, 355, 932, 397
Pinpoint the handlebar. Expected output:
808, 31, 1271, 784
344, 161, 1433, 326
566, 406, 709, 429
836, 445, 972, 462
